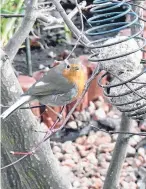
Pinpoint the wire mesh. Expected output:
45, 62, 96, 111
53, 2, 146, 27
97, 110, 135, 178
85, 0, 146, 120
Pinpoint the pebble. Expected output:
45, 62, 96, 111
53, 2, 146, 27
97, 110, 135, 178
62, 141, 76, 154
95, 132, 112, 146
134, 158, 142, 167
93, 108, 106, 120
52, 145, 61, 153
61, 159, 76, 168
79, 149, 89, 158
98, 143, 115, 153
80, 177, 92, 187
93, 178, 103, 189
137, 147, 145, 157
78, 110, 90, 122
127, 145, 136, 157
120, 181, 131, 189
73, 111, 80, 118
85, 134, 97, 145
76, 120, 83, 128
67, 121, 78, 129
75, 136, 87, 145
126, 157, 134, 166
129, 135, 141, 146
73, 180, 80, 188
100, 161, 110, 169
55, 152, 64, 161
86, 153, 98, 165
63, 153, 73, 160
105, 153, 112, 161
88, 101, 96, 114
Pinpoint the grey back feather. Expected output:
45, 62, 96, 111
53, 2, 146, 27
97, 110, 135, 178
24, 61, 76, 97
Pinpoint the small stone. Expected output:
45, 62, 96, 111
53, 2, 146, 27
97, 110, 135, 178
78, 110, 91, 122
100, 161, 110, 169
90, 101, 96, 109
137, 147, 145, 157
88, 101, 96, 114
72, 152, 80, 163
80, 177, 92, 187
98, 143, 115, 153
86, 153, 98, 165
93, 178, 103, 189
93, 108, 106, 120
126, 157, 134, 166
76, 120, 83, 128
128, 182, 137, 189
61, 159, 76, 168
97, 153, 107, 162
95, 100, 103, 108
100, 176, 105, 181
55, 152, 63, 161
105, 153, 112, 161
52, 145, 61, 153
134, 158, 142, 167
98, 168, 107, 176
120, 181, 129, 189
76, 136, 87, 145
112, 134, 118, 142
73, 111, 80, 118
79, 150, 89, 158
76, 144, 85, 151
129, 135, 141, 146
62, 166, 71, 174
73, 161, 87, 174
86, 134, 97, 145
127, 146, 136, 157
123, 162, 129, 168
66, 121, 78, 129
63, 153, 73, 160
95, 132, 112, 146
73, 180, 80, 187
62, 141, 76, 154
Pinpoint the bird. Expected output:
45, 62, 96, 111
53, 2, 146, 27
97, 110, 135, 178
1, 58, 86, 120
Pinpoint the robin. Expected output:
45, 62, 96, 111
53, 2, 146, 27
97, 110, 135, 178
1, 58, 86, 119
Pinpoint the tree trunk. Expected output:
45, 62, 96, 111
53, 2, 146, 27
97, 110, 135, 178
1, 50, 72, 189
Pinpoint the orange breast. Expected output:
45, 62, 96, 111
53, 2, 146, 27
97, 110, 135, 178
62, 64, 86, 100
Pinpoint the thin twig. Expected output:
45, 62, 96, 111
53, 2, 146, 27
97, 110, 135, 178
66, 0, 85, 60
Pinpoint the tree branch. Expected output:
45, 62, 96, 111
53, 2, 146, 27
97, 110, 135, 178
103, 114, 132, 189
1, 50, 72, 189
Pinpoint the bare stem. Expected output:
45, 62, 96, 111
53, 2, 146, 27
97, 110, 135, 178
103, 114, 132, 189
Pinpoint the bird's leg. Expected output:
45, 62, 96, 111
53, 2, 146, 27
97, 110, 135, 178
46, 105, 63, 121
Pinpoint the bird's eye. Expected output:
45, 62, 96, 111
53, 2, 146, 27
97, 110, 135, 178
66, 64, 70, 69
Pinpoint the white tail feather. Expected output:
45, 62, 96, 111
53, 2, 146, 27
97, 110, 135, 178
1, 95, 32, 119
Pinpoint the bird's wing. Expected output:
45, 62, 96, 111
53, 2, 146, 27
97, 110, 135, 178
25, 70, 75, 96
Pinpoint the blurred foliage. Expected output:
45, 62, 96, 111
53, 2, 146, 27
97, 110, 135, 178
0, 0, 24, 46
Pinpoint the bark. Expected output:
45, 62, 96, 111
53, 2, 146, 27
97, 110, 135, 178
103, 114, 132, 189
1, 50, 72, 189
1, 0, 72, 188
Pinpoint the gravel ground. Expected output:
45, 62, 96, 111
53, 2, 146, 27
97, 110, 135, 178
49, 98, 146, 189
